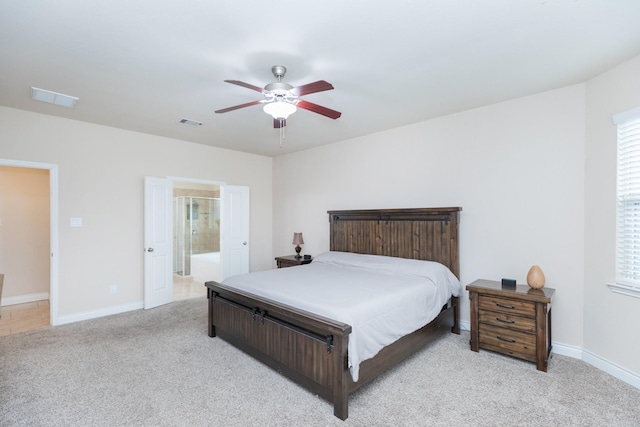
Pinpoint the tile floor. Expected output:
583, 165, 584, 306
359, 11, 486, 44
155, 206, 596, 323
0, 300, 50, 337
0, 279, 207, 337
173, 275, 208, 300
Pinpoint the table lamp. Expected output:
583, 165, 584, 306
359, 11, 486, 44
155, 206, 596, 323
292, 232, 304, 258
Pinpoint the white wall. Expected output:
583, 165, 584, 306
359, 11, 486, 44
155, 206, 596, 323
585, 54, 640, 375
273, 84, 586, 349
0, 106, 273, 318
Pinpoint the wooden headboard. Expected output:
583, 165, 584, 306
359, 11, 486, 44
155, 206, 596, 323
327, 207, 461, 278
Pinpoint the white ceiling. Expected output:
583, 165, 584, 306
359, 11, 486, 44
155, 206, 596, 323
2, 1, 640, 157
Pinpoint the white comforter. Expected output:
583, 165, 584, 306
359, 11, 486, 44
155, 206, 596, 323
221, 251, 461, 382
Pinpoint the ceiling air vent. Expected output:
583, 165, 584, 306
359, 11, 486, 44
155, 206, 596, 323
179, 118, 202, 127
31, 87, 78, 108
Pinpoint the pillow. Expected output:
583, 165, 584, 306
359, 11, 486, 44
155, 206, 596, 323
313, 251, 461, 296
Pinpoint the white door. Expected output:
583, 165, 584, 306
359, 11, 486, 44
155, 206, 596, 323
221, 185, 250, 280
144, 177, 173, 309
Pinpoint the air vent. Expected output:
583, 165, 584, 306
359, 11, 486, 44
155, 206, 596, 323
31, 87, 78, 108
179, 118, 203, 127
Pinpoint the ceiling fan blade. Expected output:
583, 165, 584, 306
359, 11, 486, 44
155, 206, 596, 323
224, 80, 266, 93
290, 80, 334, 96
214, 100, 262, 114
273, 118, 286, 128
297, 100, 342, 119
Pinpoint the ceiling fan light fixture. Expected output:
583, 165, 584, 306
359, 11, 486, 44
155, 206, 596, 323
263, 101, 297, 119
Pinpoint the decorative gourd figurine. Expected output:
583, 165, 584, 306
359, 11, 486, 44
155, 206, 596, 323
527, 265, 545, 289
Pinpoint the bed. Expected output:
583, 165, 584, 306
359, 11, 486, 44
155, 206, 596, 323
205, 207, 461, 420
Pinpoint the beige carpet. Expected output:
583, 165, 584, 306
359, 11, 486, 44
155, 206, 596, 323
1, 297, 639, 426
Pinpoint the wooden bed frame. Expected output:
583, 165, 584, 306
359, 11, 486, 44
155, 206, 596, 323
206, 207, 461, 420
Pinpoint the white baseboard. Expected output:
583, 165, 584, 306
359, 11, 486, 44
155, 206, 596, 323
458, 320, 640, 390
550, 341, 584, 360
1, 292, 49, 306
553, 342, 640, 389
56, 301, 144, 326
582, 348, 640, 389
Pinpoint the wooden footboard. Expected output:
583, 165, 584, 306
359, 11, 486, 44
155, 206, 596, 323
207, 281, 459, 420
207, 281, 352, 419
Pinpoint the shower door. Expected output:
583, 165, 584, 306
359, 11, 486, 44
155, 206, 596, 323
173, 196, 220, 279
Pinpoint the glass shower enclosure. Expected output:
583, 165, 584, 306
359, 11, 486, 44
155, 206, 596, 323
173, 197, 220, 277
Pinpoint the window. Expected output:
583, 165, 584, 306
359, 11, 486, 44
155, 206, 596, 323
612, 106, 640, 298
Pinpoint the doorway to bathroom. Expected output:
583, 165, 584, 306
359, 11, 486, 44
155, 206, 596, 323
172, 181, 221, 301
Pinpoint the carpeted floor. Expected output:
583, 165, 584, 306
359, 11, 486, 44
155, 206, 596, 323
1, 297, 639, 426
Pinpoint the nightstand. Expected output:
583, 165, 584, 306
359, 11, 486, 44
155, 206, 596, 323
275, 255, 313, 268
466, 279, 555, 372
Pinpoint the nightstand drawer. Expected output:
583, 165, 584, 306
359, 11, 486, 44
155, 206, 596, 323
478, 310, 536, 333
479, 295, 535, 317
479, 323, 536, 358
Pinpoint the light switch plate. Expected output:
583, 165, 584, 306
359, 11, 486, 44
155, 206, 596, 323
70, 217, 83, 227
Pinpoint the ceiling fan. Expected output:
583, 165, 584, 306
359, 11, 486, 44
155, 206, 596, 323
214, 65, 341, 129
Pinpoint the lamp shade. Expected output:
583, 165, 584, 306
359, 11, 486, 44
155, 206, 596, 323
263, 101, 297, 119
292, 232, 304, 245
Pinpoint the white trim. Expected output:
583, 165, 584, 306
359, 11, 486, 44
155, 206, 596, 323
551, 341, 584, 360
552, 343, 640, 389
1, 292, 50, 306
49, 165, 59, 325
612, 106, 640, 124
607, 282, 640, 298
582, 349, 640, 390
57, 301, 144, 325
168, 176, 227, 186
0, 159, 59, 326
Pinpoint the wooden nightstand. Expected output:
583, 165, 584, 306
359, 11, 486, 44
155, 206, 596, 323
466, 279, 555, 372
275, 255, 313, 268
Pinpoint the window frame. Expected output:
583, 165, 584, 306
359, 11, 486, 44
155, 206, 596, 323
610, 106, 640, 299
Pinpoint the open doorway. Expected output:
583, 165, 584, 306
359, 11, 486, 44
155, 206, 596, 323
172, 181, 221, 301
0, 160, 58, 334
144, 178, 248, 309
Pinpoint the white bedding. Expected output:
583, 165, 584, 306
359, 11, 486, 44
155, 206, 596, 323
221, 251, 461, 382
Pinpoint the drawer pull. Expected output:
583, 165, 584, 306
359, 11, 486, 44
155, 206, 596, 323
496, 316, 515, 324
496, 302, 515, 309
496, 335, 516, 343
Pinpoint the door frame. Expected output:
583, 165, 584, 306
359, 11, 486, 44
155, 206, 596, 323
168, 177, 225, 190
0, 159, 59, 326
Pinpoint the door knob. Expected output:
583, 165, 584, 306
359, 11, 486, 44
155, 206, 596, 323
147, 248, 154, 252
243, 241, 247, 245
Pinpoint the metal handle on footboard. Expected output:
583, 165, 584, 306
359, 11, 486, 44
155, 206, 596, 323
212, 292, 335, 353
